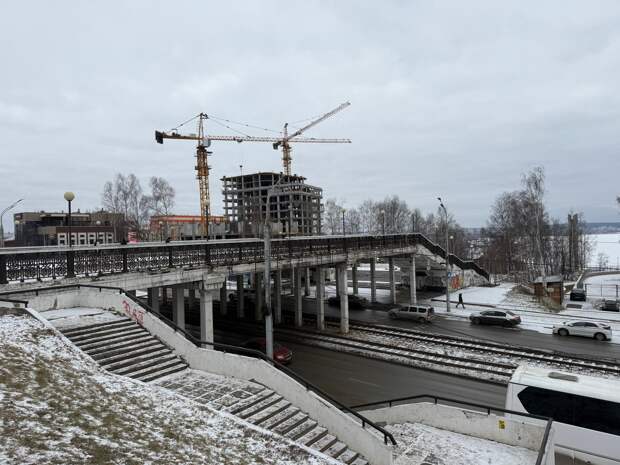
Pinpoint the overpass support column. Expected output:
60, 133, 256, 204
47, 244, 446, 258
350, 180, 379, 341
352, 263, 358, 295
304, 267, 311, 297
274, 270, 282, 324
370, 258, 377, 303
389, 258, 396, 304
236, 275, 245, 319
219, 280, 228, 316
294, 267, 303, 327
410, 255, 417, 305
172, 285, 185, 329
338, 263, 349, 334
254, 272, 263, 321
199, 287, 214, 345
188, 287, 196, 311
335, 266, 340, 297
315, 267, 325, 330
148, 287, 160, 313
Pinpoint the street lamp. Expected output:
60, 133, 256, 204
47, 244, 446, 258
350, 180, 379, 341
437, 197, 450, 313
342, 208, 346, 236
158, 221, 164, 242
0, 198, 24, 247
64, 192, 75, 247
380, 209, 386, 236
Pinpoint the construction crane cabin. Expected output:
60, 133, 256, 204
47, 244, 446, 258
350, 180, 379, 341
155, 102, 351, 238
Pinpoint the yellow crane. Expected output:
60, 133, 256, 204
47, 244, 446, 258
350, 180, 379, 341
155, 103, 351, 237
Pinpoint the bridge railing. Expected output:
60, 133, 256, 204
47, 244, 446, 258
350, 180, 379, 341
0, 233, 488, 284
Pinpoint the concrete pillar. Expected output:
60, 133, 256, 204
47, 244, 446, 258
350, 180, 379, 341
315, 267, 325, 330
254, 272, 263, 321
294, 267, 303, 327
370, 258, 377, 303
304, 267, 311, 296
236, 275, 245, 318
335, 266, 340, 297
274, 270, 282, 324
410, 255, 417, 306
389, 257, 396, 304
172, 285, 185, 329
220, 280, 228, 316
162, 287, 168, 306
148, 287, 160, 313
338, 263, 349, 334
352, 263, 358, 295
254, 273, 265, 321
199, 287, 214, 345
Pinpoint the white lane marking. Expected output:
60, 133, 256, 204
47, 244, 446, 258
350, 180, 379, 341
348, 377, 381, 388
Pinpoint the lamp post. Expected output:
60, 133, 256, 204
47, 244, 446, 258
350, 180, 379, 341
0, 198, 24, 247
158, 221, 164, 242
64, 192, 75, 247
381, 209, 386, 236
342, 208, 346, 236
437, 197, 450, 313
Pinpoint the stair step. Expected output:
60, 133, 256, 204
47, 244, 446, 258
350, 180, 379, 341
240, 395, 283, 420
339, 450, 360, 464
71, 327, 147, 347
325, 442, 349, 459
111, 353, 179, 376
276, 412, 310, 436
63, 321, 136, 340
125, 358, 188, 380
300, 427, 328, 447
288, 420, 318, 441
259, 406, 300, 430
350, 458, 368, 465
138, 363, 189, 383
314, 434, 338, 453
250, 400, 291, 426
88, 337, 160, 359
61, 318, 132, 335
79, 331, 152, 352
98, 345, 170, 367
230, 390, 274, 415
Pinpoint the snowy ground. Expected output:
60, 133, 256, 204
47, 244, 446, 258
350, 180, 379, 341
386, 422, 537, 465
583, 273, 620, 299
432, 283, 620, 343
0, 313, 338, 465
588, 233, 620, 268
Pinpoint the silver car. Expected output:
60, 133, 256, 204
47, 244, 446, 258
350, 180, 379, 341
552, 321, 612, 341
388, 305, 434, 323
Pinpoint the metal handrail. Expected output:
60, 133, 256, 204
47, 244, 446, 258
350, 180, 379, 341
1, 282, 396, 446
349, 394, 553, 465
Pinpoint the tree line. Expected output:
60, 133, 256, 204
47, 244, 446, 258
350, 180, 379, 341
101, 173, 175, 240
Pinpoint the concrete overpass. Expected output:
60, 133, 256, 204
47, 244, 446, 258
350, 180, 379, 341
0, 233, 488, 344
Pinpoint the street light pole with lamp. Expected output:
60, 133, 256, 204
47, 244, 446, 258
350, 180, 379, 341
0, 198, 24, 248
64, 192, 76, 278
380, 209, 386, 236
341, 208, 346, 236
437, 197, 450, 313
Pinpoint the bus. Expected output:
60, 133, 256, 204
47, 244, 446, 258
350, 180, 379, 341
506, 366, 620, 464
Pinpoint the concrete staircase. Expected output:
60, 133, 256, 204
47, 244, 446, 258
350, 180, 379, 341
224, 381, 368, 464
59, 317, 188, 382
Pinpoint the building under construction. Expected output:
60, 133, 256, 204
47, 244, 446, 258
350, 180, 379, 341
221, 172, 322, 238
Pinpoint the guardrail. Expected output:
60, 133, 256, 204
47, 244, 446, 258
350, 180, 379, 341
4, 282, 397, 446
349, 394, 553, 465
0, 233, 489, 285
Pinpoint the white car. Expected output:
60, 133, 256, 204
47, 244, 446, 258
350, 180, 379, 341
552, 321, 612, 341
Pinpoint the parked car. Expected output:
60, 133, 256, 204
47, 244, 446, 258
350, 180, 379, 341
600, 300, 620, 312
242, 338, 293, 364
327, 294, 368, 309
569, 287, 587, 301
469, 310, 521, 327
552, 321, 612, 341
388, 305, 435, 323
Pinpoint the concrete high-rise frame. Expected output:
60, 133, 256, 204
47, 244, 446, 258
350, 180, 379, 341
221, 172, 322, 238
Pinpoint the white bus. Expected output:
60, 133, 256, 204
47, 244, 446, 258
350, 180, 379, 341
506, 366, 620, 464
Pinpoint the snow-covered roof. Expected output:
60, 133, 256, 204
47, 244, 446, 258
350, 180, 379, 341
510, 365, 620, 404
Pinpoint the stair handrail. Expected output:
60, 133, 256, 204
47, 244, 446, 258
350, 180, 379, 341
4, 282, 397, 447
349, 394, 553, 465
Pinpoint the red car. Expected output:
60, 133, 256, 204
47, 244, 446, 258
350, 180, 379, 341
242, 338, 293, 364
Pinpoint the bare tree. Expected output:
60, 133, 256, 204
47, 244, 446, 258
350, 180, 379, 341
102, 173, 151, 239
148, 177, 176, 216
322, 198, 344, 235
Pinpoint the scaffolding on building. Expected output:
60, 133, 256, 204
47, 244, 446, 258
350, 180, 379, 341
221, 172, 322, 238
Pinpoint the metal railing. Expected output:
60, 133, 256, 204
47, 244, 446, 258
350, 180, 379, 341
0, 233, 489, 284
349, 394, 553, 465
2, 282, 397, 446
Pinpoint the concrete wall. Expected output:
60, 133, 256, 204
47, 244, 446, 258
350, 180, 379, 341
360, 402, 547, 451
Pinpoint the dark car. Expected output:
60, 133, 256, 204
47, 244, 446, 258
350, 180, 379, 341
327, 294, 368, 309
570, 287, 587, 301
242, 338, 293, 364
601, 300, 620, 312
469, 310, 521, 327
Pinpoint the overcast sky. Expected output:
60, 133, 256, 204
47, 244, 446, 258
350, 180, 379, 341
2, 1, 620, 232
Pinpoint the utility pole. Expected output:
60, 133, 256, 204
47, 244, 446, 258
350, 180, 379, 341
0, 199, 23, 247
437, 197, 450, 313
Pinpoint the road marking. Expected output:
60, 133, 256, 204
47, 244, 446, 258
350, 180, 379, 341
348, 377, 381, 388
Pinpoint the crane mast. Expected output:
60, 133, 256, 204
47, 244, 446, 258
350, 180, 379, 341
195, 113, 211, 237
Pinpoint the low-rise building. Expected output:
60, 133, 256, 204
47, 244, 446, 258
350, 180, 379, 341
149, 215, 228, 241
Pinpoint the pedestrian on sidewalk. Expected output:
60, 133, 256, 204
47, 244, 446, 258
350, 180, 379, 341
456, 292, 465, 308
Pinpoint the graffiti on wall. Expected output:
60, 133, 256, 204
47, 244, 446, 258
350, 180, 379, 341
122, 299, 145, 326
449, 274, 463, 291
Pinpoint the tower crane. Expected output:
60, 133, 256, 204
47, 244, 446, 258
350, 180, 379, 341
154, 103, 351, 237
